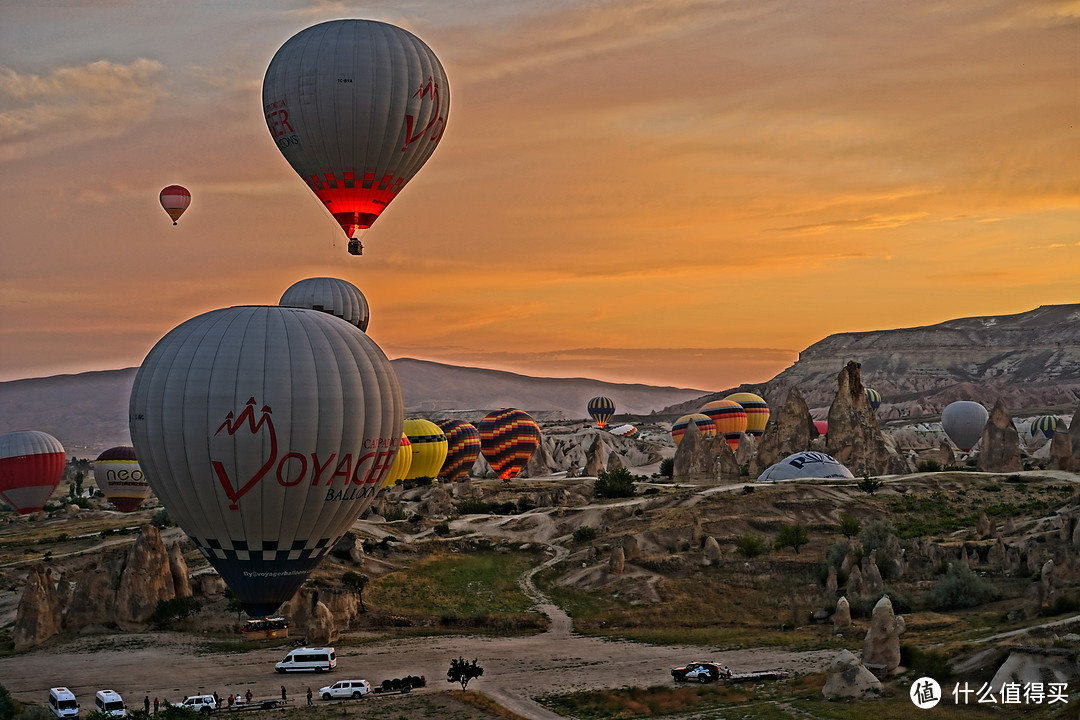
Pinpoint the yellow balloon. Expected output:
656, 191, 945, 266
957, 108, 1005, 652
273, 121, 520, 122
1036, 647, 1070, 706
380, 433, 412, 490
723, 392, 770, 438
403, 418, 448, 480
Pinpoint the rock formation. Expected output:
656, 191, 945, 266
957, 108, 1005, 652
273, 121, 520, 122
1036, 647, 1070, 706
524, 437, 554, 478
113, 525, 178, 631
833, 596, 851, 631
13, 566, 63, 651
672, 421, 738, 481
168, 543, 192, 599
821, 649, 881, 700
702, 536, 722, 565
606, 451, 626, 472
609, 547, 625, 574
861, 595, 905, 676
977, 398, 1022, 472
751, 387, 816, 475
584, 432, 606, 477
988, 647, 1079, 696
826, 362, 911, 476
977, 512, 992, 538
1049, 425, 1073, 471
622, 534, 641, 562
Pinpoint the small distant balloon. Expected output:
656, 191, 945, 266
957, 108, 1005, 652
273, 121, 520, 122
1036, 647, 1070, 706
609, 423, 639, 439
159, 185, 191, 225
865, 388, 882, 411
941, 401, 989, 452
587, 397, 616, 429
699, 399, 747, 450
0, 430, 66, 514
279, 277, 370, 332
671, 413, 716, 446
94, 446, 151, 512
723, 392, 769, 438
1029, 415, 1061, 440
813, 419, 829, 437
478, 409, 540, 480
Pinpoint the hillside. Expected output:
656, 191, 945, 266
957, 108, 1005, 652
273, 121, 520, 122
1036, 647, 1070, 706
664, 304, 1080, 422
0, 359, 707, 458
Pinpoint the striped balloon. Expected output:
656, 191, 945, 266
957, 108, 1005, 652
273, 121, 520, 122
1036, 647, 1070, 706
94, 445, 151, 512
0, 430, 66, 514
609, 423, 640, 439
724, 392, 770, 438
437, 419, 481, 482
379, 433, 412, 490
1030, 415, 1061, 440
587, 397, 616, 429
478, 409, 541, 480
402, 418, 448, 481
865, 388, 882, 411
671, 413, 716, 446
699, 399, 747, 450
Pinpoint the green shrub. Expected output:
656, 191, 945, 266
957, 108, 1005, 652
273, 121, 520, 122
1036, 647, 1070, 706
900, 644, 954, 681
433, 522, 450, 536
658, 458, 674, 478
838, 513, 861, 538
594, 467, 636, 499
152, 596, 202, 626
381, 504, 409, 522
735, 533, 768, 558
857, 477, 884, 494
927, 564, 1000, 610
916, 459, 941, 472
859, 520, 895, 554
572, 526, 597, 543
150, 508, 172, 528
457, 497, 491, 515
774, 523, 809, 554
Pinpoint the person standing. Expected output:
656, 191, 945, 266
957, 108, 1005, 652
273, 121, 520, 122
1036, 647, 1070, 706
144, 696, 150, 715
280, 685, 287, 702
153, 698, 159, 716
306, 688, 313, 706
245, 689, 252, 704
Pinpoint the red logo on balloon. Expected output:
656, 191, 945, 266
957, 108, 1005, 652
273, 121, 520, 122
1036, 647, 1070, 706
402, 76, 445, 151
212, 398, 278, 510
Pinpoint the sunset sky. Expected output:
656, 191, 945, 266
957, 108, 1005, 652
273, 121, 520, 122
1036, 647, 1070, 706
2, 0, 1079, 392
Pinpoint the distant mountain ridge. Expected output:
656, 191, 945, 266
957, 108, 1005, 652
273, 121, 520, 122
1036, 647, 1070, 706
664, 304, 1080, 421
0, 359, 709, 458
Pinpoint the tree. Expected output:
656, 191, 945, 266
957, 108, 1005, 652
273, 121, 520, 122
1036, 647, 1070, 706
151, 596, 202, 626
774, 522, 810, 554
446, 656, 484, 690
0, 683, 15, 720
838, 513, 861, 539
342, 571, 370, 612
594, 467, 636, 499
658, 458, 674, 478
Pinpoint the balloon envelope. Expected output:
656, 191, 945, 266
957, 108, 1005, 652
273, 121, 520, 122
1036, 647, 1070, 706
609, 423, 639, 439
758, 451, 854, 482
671, 413, 716, 446
1030, 415, 1061, 440
813, 419, 829, 437
280, 277, 370, 332
941, 401, 989, 452
94, 446, 151, 512
159, 185, 190, 224
478, 409, 540, 480
129, 305, 403, 616
587, 397, 616, 429
380, 433, 412, 490
402, 418, 448, 480
436, 419, 481, 482
699, 399, 747, 450
723, 392, 770, 438
865, 388, 882, 411
262, 19, 450, 243
0, 430, 65, 514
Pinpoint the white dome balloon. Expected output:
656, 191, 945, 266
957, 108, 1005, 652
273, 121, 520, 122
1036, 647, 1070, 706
757, 451, 854, 482
280, 277, 370, 331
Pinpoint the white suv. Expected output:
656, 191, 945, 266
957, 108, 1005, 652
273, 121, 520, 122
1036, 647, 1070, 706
319, 680, 371, 700
181, 695, 218, 715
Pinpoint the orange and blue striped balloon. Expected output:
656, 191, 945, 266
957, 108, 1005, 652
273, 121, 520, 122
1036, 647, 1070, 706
437, 419, 481, 482
699, 399, 747, 450
587, 396, 616, 429
723, 392, 770, 438
671, 413, 716, 446
478, 408, 541, 480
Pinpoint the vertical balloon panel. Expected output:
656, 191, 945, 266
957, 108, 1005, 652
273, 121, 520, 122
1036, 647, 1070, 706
130, 306, 402, 616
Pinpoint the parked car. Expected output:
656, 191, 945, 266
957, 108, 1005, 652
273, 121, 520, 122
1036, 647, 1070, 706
319, 680, 372, 700
181, 695, 218, 715
671, 661, 731, 683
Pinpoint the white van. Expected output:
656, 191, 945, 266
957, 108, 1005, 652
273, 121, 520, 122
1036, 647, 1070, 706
48, 687, 79, 719
94, 690, 126, 717
275, 646, 337, 673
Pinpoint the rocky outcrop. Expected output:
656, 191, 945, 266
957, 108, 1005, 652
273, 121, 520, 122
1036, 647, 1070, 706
833, 596, 851, 631
988, 647, 1079, 696
822, 649, 881, 700
827, 362, 911, 476
751, 387, 816, 475
672, 422, 738, 481
702, 536, 722, 566
861, 595, 905, 676
13, 566, 63, 651
609, 547, 625, 574
977, 399, 1022, 473
584, 432, 606, 478
1049, 423, 1073, 471
280, 588, 340, 645
524, 437, 554, 478
168, 543, 192, 599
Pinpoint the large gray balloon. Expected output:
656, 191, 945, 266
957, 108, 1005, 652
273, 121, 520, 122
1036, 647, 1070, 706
941, 401, 989, 451
129, 306, 403, 616
757, 451, 854, 482
280, 277, 370, 331
263, 19, 450, 242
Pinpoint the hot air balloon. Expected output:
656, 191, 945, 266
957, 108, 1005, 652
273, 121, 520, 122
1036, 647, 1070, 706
478, 409, 540, 481
813, 419, 829, 437
94, 446, 151, 512
609, 423, 640, 439
280, 277, 370, 332
587, 397, 616, 429
940, 401, 989, 452
159, 185, 191, 225
865, 388, 882, 411
671, 413, 716, 446
0, 430, 66, 514
699, 399, 747, 450
758, 451, 854, 482
1030, 415, 1061, 440
724, 392, 770, 439
129, 305, 403, 616
379, 433, 412, 490
402, 418, 448, 481
263, 19, 450, 256
436, 419, 481, 482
